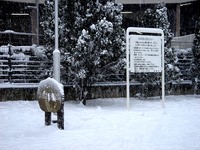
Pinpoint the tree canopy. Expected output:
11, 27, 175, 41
41, 0, 125, 104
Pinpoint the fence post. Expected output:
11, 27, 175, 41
45, 112, 51, 126
8, 44, 12, 83
57, 95, 64, 129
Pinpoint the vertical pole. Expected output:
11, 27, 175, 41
162, 35, 165, 108
8, 44, 12, 83
55, 0, 58, 52
54, 0, 64, 130
126, 29, 130, 109
36, 0, 39, 45
53, 0, 60, 82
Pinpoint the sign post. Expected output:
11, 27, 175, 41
126, 27, 165, 109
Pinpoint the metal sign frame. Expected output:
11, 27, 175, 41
126, 27, 165, 109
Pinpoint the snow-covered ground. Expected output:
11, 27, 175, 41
0, 95, 200, 150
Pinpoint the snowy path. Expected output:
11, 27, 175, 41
0, 95, 200, 150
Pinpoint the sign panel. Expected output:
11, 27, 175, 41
126, 27, 165, 109
130, 35, 162, 73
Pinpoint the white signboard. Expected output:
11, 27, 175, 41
126, 27, 165, 109
130, 35, 162, 73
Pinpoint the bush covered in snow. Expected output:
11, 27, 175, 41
41, 0, 125, 104
192, 17, 200, 79
142, 2, 179, 95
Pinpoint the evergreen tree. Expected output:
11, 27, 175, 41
192, 17, 200, 68
143, 2, 173, 47
41, 0, 84, 82
143, 2, 179, 95
40, 0, 55, 56
40, 0, 68, 58
67, 1, 125, 104
191, 17, 200, 93
41, 0, 125, 104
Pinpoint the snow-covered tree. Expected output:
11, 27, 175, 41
40, 0, 68, 58
192, 17, 200, 65
143, 2, 173, 47
143, 2, 179, 95
41, 0, 86, 81
191, 17, 200, 91
41, 0, 125, 104
66, 1, 125, 104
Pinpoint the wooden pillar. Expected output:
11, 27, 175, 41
175, 4, 180, 37
45, 112, 51, 126
57, 96, 64, 130
30, 8, 37, 44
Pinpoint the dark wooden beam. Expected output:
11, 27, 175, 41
175, 4, 180, 37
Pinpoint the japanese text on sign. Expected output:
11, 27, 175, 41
130, 35, 162, 73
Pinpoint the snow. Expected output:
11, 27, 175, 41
90, 24, 96, 31
0, 45, 46, 58
11, 52, 27, 61
53, 49, 60, 55
0, 83, 39, 89
38, 77, 64, 96
4, 30, 15, 33
0, 95, 200, 150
